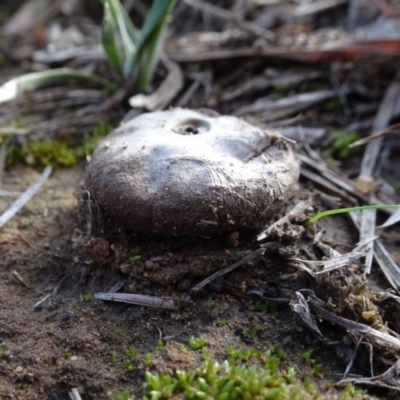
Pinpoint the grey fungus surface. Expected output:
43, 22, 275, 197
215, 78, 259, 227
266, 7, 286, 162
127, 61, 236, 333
85, 108, 300, 236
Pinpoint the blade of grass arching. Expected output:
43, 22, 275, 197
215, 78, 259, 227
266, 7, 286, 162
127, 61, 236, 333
101, 2, 123, 77
0, 68, 116, 104
125, 0, 177, 84
305, 205, 400, 226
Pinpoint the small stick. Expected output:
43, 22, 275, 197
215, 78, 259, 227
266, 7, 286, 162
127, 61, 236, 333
191, 247, 265, 293
257, 199, 312, 241
0, 166, 52, 230
94, 292, 175, 310
11, 270, 30, 288
33, 276, 65, 310
68, 388, 82, 400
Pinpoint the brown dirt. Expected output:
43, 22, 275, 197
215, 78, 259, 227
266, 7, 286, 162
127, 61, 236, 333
0, 163, 394, 399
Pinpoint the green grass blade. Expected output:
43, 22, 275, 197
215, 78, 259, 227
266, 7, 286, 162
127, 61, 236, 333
305, 205, 400, 226
137, 0, 176, 50
104, 0, 138, 78
125, 0, 177, 85
0, 68, 116, 104
101, 2, 124, 77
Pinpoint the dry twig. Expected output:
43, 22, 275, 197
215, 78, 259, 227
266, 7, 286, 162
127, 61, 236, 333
191, 247, 266, 293
0, 166, 52, 230
94, 292, 175, 310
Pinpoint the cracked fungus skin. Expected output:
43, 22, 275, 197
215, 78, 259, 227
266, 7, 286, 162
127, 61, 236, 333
85, 108, 300, 236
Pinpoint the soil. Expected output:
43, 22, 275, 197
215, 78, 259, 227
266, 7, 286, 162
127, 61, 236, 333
0, 162, 395, 399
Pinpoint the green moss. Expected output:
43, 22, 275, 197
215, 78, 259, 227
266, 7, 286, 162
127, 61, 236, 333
5, 143, 24, 166
74, 121, 114, 159
323, 97, 341, 111
273, 84, 290, 96
156, 340, 165, 351
143, 346, 313, 400
83, 293, 94, 302
7, 117, 28, 128
4, 121, 115, 168
341, 383, 366, 400
26, 140, 77, 167
189, 336, 206, 350
129, 255, 142, 263
114, 389, 131, 400
326, 130, 362, 160
111, 351, 119, 363
124, 347, 137, 372
303, 349, 313, 361
144, 353, 153, 366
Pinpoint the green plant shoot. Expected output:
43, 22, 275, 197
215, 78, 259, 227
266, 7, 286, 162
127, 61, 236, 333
306, 205, 400, 226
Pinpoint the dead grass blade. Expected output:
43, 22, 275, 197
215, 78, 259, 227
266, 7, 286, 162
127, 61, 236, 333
288, 250, 366, 276
183, 0, 272, 40
309, 299, 400, 353
278, 127, 326, 145
291, 292, 324, 340
350, 122, 400, 147
94, 292, 175, 310
68, 388, 83, 400
357, 80, 400, 274
129, 56, 183, 110
234, 90, 336, 118
300, 168, 358, 205
191, 247, 266, 293
377, 208, 400, 229
257, 199, 312, 241
0, 166, 52, 230
373, 240, 400, 294
293, 0, 349, 17
299, 153, 367, 203
168, 40, 400, 63
338, 360, 400, 392
3, 0, 63, 35
347, 211, 400, 292
221, 70, 322, 103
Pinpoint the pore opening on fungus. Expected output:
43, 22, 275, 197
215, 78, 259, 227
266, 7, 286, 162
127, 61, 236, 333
172, 118, 211, 135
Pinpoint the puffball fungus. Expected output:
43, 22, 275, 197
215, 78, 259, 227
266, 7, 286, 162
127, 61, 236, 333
85, 108, 300, 236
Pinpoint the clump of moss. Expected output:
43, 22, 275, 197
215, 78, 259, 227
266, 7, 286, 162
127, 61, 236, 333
326, 130, 362, 160
189, 336, 206, 350
25, 140, 77, 167
143, 346, 313, 400
4, 121, 115, 168
74, 121, 115, 159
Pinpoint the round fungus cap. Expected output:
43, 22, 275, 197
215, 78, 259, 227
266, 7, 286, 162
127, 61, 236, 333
85, 108, 300, 236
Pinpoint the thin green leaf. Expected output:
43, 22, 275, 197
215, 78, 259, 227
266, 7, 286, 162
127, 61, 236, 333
101, 2, 123, 77
0, 68, 116, 104
125, 0, 177, 85
104, 0, 138, 77
136, 9, 171, 91
305, 205, 400, 226
137, 0, 176, 51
